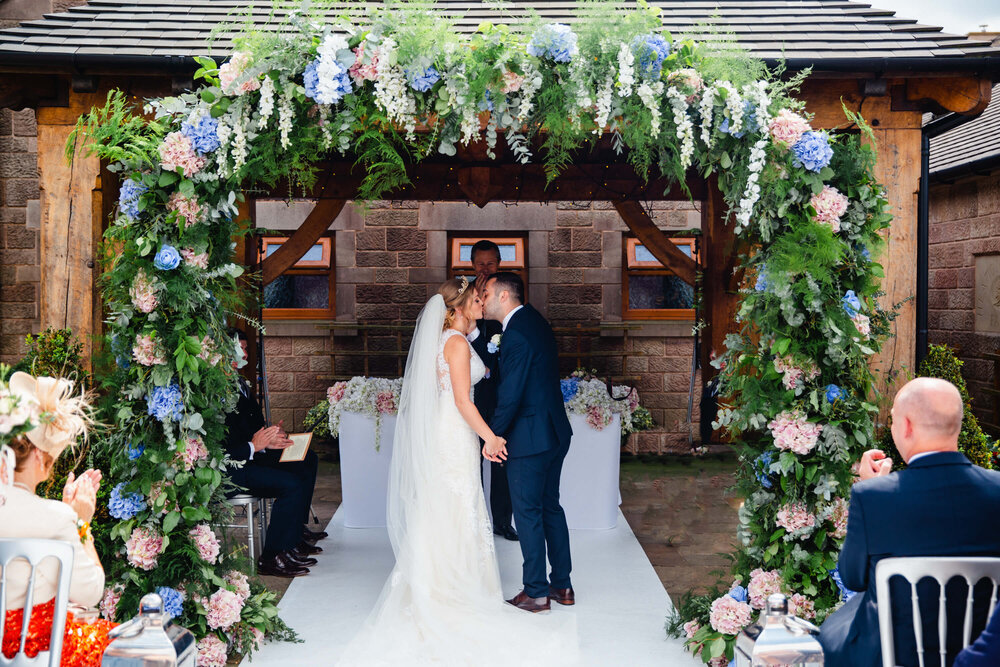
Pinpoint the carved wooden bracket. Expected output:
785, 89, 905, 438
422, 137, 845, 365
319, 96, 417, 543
899, 76, 993, 115
613, 199, 699, 286
260, 173, 346, 285
457, 166, 504, 208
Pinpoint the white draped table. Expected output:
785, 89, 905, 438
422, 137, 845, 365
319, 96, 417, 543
340, 410, 621, 530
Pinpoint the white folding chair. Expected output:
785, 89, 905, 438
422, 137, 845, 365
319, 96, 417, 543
0, 538, 74, 667
876, 556, 1000, 667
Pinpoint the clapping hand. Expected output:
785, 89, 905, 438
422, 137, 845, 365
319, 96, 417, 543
857, 448, 892, 481
482, 435, 508, 463
252, 420, 294, 452
63, 468, 102, 523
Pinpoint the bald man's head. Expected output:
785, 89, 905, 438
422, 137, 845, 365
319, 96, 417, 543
890, 378, 963, 459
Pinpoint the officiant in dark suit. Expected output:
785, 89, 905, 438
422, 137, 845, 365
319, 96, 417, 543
818, 378, 1000, 667
466, 240, 517, 542
224, 329, 326, 577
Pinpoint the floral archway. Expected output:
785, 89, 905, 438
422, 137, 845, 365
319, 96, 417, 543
72, 2, 895, 664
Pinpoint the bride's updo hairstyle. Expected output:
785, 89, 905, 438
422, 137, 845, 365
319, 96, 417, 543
438, 276, 474, 330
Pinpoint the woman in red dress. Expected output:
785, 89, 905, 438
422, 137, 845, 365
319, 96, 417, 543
0, 372, 116, 666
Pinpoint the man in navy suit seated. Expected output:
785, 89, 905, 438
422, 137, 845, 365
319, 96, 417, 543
819, 378, 1000, 667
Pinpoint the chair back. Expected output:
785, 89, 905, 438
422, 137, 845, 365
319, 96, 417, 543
0, 538, 75, 667
876, 556, 1000, 667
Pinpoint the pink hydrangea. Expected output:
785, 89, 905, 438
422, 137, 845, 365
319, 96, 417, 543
669, 68, 704, 93
775, 502, 817, 538
501, 71, 525, 94
219, 51, 260, 95
180, 435, 209, 471
148, 481, 176, 516
189, 524, 221, 564
789, 593, 816, 620
708, 594, 753, 635
327, 381, 348, 404
773, 355, 820, 391
180, 247, 210, 270
100, 585, 122, 622
225, 570, 251, 602
167, 193, 203, 228
585, 404, 613, 431
748, 568, 783, 609
768, 410, 823, 455
126, 526, 164, 570
206, 588, 244, 630
197, 336, 222, 366
130, 269, 158, 314
375, 390, 397, 415
810, 185, 849, 232
827, 496, 849, 539
349, 42, 380, 83
159, 132, 206, 177
196, 634, 228, 667
683, 620, 701, 639
768, 108, 811, 148
852, 313, 871, 339
132, 333, 166, 366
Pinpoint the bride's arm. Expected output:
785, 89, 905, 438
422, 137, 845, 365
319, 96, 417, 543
444, 336, 501, 446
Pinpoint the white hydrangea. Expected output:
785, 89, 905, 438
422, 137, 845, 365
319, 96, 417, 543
313, 33, 351, 105
616, 43, 634, 98
257, 75, 275, 130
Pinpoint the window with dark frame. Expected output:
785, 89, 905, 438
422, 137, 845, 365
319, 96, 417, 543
623, 236, 697, 320
259, 235, 336, 320
448, 235, 528, 290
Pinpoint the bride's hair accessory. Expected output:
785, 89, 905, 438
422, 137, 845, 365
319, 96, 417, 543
458, 275, 469, 295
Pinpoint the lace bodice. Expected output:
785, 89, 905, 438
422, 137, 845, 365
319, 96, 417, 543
437, 329, 486, 395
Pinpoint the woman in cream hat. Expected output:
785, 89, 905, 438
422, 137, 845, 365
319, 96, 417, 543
0, 371, 114, 664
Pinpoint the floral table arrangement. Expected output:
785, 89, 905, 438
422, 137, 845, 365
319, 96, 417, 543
560, 369, 645, 437
326, 377, 403, 450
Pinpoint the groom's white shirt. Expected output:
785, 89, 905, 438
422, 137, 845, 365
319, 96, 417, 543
466, 327, 480, 343
502, 305, 524, 332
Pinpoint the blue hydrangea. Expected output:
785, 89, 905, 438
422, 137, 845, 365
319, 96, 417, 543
526, 23, 578, 63
755, 270, 768, 292
560, 378, 580, 403
147, 382, 184, 422
825, 384, 843, 403
154, 244, 181, 271
632, 33, 671, 79
792, 131, 834, 172
729, 584, 748, 603
859, 245, 871, 262
829, 567, 858, 603
180, 115, 220, 154
303, 59, 353, 104
127, 442, 145, 460
118, 179, 147, 221
755, 451, 774, 489
109, 482, 147, 519
478, 90, 494, 112
156, 586, 184, 618
842, 290, 861, 317
406, 66, 440, 93
720, 101, 759, 139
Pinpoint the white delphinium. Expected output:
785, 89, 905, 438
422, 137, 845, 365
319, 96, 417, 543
718, 81, 743, 136
277, 86, 294, 150
733, 81, 773, 234
616, 43, 634, 98
372, 38, 417, 139
319, 105, 334, 150
698, 84, 716, 146
513, 62, 543, 125
743, 80, 773, 127
637, 81, 665, 138
666, 86, 694, 168
231, 108, 248, 174
257, 76, 275, 130
593, 75, 614, 134
567, 60, 592, 128
214, 120, 231, 179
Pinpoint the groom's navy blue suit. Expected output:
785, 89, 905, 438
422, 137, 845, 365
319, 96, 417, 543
819, 452, 1000, 667
490, 304, 573, 598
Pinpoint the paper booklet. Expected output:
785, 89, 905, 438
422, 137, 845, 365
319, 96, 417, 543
280, 432, 313, 463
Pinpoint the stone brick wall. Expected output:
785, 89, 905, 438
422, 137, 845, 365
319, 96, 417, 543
928, 172, 1000, 426
0, 108, 40, 363
259, 199, 704, 453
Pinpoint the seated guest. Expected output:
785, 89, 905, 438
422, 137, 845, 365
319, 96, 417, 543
819, 378, 1000, 667
954, 608, 1000, 667
224, 330, 324, 578
0, 372, 115, 664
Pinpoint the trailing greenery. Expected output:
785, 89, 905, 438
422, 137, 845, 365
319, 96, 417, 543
303, 399, 332, 440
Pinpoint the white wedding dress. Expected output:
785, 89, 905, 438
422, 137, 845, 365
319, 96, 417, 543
338, 295, 578, 666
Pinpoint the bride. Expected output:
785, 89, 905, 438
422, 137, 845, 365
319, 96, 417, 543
338, 277, 578, 666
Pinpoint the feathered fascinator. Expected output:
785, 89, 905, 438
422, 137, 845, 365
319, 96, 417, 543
7, 371, 91, 459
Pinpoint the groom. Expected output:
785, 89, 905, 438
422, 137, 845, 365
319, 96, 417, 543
481, 272, 574, 613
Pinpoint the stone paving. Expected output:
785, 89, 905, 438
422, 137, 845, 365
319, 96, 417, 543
256, 451, 741, 600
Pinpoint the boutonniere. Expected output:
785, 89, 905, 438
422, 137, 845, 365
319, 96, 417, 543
487, 333, 502, 354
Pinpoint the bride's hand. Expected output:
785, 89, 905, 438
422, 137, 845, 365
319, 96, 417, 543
482, 435, 508, 462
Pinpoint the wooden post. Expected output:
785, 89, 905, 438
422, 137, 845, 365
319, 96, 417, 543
700, 177, 740, 382
37, 113, 101, 365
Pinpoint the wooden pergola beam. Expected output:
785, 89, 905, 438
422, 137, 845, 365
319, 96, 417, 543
613, 199, 699, 286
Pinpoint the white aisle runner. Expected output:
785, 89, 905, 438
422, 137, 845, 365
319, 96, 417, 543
247, 508, 696, 666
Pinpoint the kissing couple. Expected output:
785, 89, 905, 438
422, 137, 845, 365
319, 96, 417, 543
339, 272, 579, 665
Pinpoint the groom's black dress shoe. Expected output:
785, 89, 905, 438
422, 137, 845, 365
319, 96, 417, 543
295, 540, 323, 555
506, 591, 550, 613
257, 553, 309, 578
549, 587, 575, 606
285, 548, 318, 567
303, 526, 328, 541
494, 526, 519, 541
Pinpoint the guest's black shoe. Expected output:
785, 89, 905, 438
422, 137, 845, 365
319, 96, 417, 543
285, 548, 318, 567
494, 526, 519, 541
303, 526, 328, 541
295, 540, 323, 555
257, 553, 309, 578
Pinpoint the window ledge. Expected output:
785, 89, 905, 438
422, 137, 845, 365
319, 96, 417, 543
262, 320, 332, 337
600, 321, 697, 337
